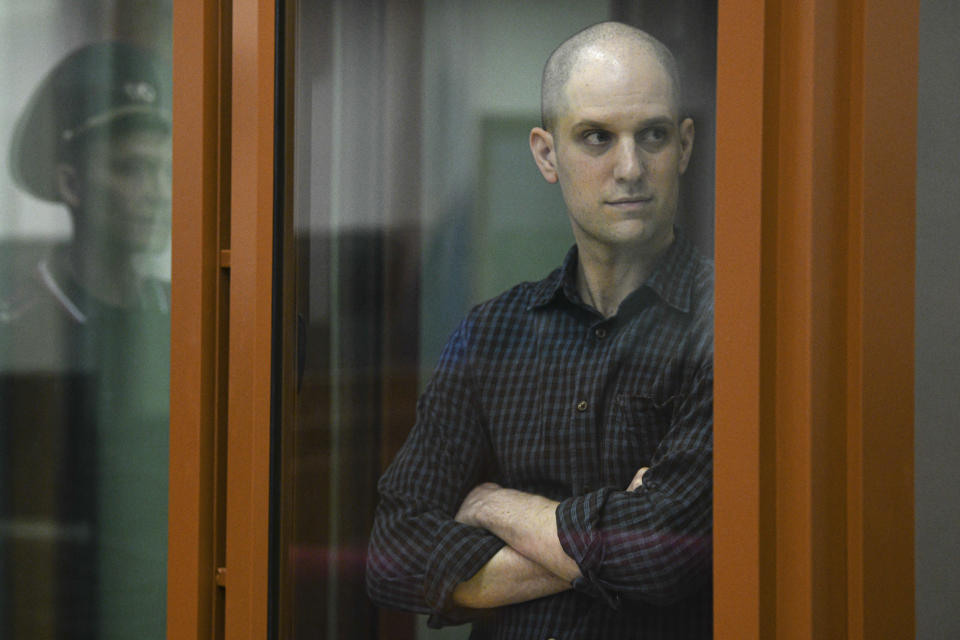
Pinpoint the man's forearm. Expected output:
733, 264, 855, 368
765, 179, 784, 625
456, 483, 582, 583
451, 544, 570, 609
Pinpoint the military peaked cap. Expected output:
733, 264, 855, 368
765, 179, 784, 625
8, 41, 171, 202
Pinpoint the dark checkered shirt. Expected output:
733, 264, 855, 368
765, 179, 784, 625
368, 232, 713, 639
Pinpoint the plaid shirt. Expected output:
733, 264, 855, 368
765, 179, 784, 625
368, 232, 713, 639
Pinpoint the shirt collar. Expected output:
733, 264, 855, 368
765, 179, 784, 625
527, 228, 698, 315
526, 245, 578, 310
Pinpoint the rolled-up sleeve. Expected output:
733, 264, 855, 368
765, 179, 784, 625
555, 358, 713, 607
366, 319, 503, 620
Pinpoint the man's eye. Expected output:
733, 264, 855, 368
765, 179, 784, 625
583, 130, 611, 145
640, 128, 668, 145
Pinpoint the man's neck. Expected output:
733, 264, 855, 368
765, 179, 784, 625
575, 232, 673, 318
56, 241, 145, 309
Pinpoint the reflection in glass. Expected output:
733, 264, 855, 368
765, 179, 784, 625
0, 5, 171, 638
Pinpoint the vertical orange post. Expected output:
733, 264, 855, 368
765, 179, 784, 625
224, 0, 276, 638
714, 0, 916, 637
772, 1, 851, 635
849, 1, 917, 637
169, 1, 228, 638
713, 0, 772, 637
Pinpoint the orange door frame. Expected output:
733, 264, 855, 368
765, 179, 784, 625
170, 0, 276, 638
223, 0, 277, 639
169, 0, 230, 638
170, 0, 918, 638
714, 0, 916, 637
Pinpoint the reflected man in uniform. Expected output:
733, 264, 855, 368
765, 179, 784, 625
367, 22, 713, 639
1, 42, 171, 639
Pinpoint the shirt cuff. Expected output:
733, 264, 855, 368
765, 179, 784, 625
556, 488, 620, 610
423, 519, 505, 617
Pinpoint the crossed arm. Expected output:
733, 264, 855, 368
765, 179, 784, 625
450, 467, 649, 609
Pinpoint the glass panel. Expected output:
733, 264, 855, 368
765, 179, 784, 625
0, 3, 172, 639
278, 2, 715, 639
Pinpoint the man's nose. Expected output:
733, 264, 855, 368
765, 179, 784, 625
612, 139, 644, 182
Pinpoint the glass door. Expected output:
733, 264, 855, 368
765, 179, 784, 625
274, 2, 716, 639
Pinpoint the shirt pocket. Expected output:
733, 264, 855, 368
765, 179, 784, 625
604, 394, 678, 487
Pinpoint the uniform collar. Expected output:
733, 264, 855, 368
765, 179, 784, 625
36, 257, 170, 324
38, 258, 90, 324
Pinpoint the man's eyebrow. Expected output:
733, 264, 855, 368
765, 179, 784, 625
571, 119, 610, 129
639, 116, 676, 127
572, 116, 676, 129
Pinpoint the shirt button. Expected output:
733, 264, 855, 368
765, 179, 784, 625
576, 400, 588, 412
595, 327, 607, 339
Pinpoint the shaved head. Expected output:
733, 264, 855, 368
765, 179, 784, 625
540, 22, 682, 131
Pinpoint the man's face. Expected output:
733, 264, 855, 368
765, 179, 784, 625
71, 126, 172, 255
533, 47, 693, 258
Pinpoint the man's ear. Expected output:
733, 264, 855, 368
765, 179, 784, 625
678, 117, 695, 175
529, 127, 558, 184
56, 164, 82, 208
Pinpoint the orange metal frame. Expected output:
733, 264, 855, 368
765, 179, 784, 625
223, 0, 276, 638
714, 0, 916, 637
169, 0, 275, 638
170, 0, 917, 638
169, 1, 228, 638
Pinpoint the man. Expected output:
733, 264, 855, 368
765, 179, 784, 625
1, 42, 171, 639
367, 22, 712, 638
3, 41, 172, 366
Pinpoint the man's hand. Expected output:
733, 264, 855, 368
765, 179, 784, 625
453, 483, 581, 584
451, 471, 652, 609
452, 482, 575, 608
454, 482, 503, 528
627, 466, 649, 492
